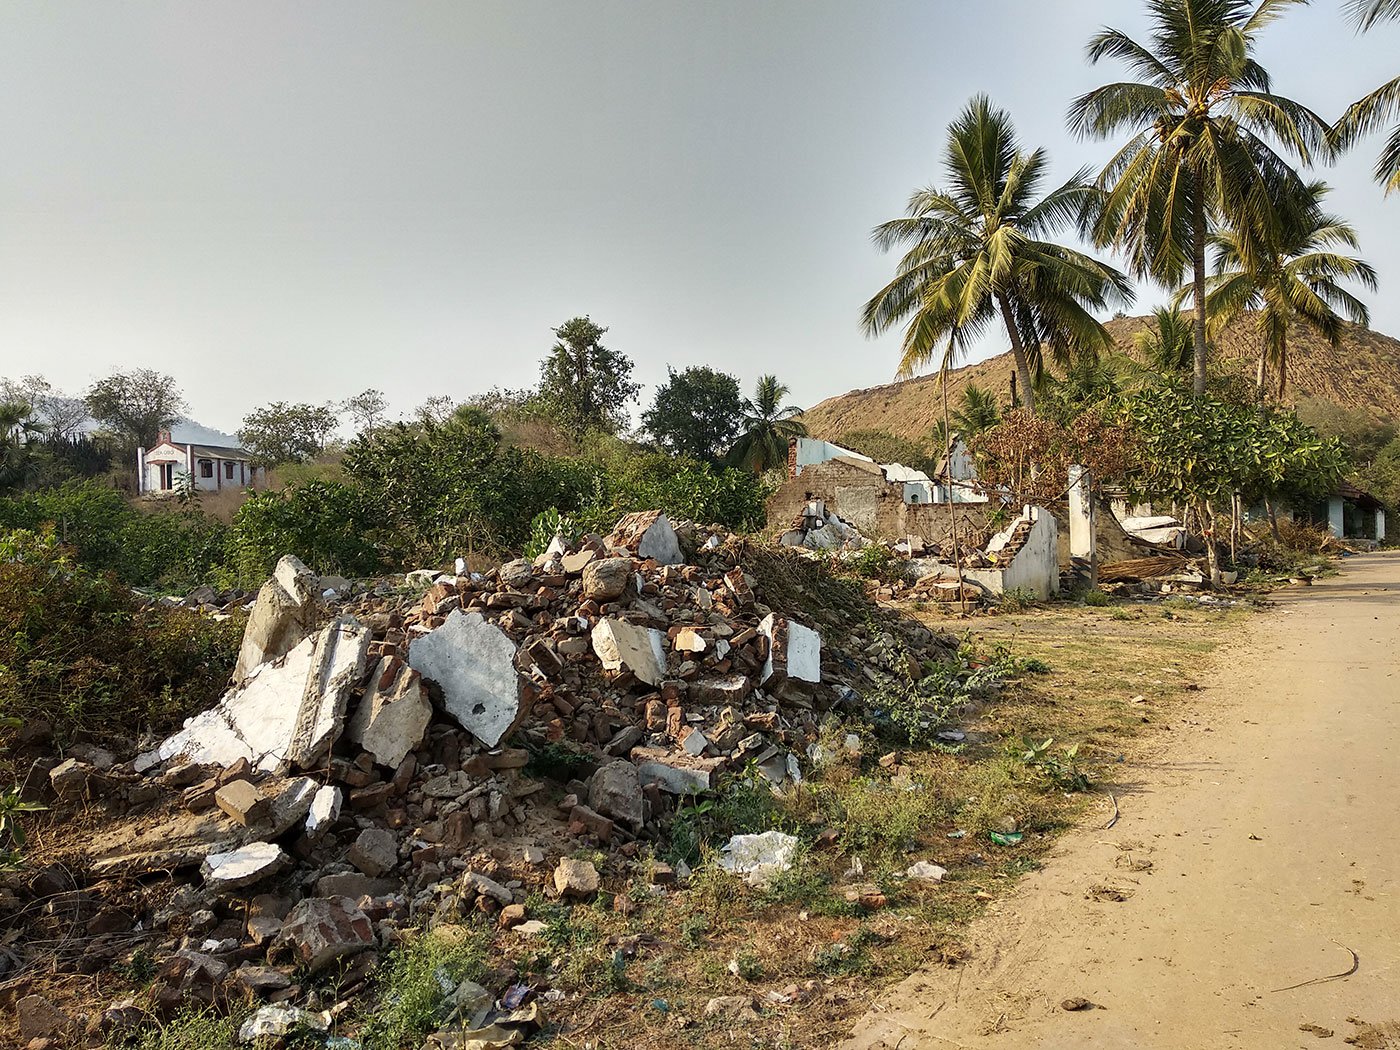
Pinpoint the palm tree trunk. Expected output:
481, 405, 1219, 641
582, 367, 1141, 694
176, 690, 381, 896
1255, 354, 1267, 404
1191, 172, 1209, 397
996, 294, 1036, 414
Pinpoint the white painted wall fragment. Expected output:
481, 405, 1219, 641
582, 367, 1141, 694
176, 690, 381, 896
758, 613, 822, 685
348, 658, 431, 768
591, 618, 668, 686
408, 610, 524, 748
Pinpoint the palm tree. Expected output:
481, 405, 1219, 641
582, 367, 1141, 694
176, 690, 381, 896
0, 402, 44, 492
1335, 0, 1400, 193
1069, 0, 1332, 397
1197, 182, 1376, 398
1132, 306, 1195, 380
862, 96, 1133, 414
951, 384, 1001, 436
729, 375, 807, 472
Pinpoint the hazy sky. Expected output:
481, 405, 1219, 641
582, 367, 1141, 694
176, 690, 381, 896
1, 2, 1396, 435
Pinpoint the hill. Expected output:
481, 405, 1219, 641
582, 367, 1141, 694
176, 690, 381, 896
799, 315, 1400, 444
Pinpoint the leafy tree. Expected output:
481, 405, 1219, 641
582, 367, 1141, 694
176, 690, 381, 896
237, 402, 340, 468
537, 317, 640, 438
1334, 0, 1400, 193
1198, 181, 1375, 397
729, 375, 807, 473
341, 389, 388, 434
863, 95, 1132, 412
1118, 387, 1343, 580
641, 366, 745, 461
1069, 0, 1331, 396
84, 368, 187, 451
0, 375, 87, 440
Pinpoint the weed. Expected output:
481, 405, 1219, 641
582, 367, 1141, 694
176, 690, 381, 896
0, 785, 46, 870
819, 776, 943, 867
1081, 589, 1111, 607
1016, 736, 1092, 792
359, 927, 489, 1050
1109, 608, 1132, 621
761, 858, 859, 918
732, 949, 765, 981
995, 587, 1040, 612
667, 770, 781, 866
110, 1006, 243, 1050
810, 926, 877, 977
524, 740, 594, 782
680, 912, 711, 948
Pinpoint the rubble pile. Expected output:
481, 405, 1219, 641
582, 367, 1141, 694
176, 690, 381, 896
9, 510, 957, 1048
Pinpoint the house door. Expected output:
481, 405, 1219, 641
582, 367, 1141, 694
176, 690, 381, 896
160, 463, 174, 490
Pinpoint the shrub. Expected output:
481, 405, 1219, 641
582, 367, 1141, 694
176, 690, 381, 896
228, 480, 385, 583
0, 530, 241, 767
360, 927, 490, 1050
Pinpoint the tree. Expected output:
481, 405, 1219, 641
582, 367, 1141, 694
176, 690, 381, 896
1069, 0, 1332, 396
1131, 306, 1195, 382
0, 375, 87, 440
0, 401, 43, 492
1334, 0, 1400, 193
340, 389, 387, 434
537, 317, 640, 438
729, 375, 806, 473
952, 384, 1002, 436
1198, 181, 1375, 398
862, 96, 1132, 413
237, 402, 340, 468
641, 366, 745, 461
84, 369, 187, 451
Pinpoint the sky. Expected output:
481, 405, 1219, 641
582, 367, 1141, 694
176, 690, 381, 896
1, 1, 1396, 436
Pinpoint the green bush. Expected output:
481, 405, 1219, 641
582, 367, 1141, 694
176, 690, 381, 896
228, 480, 385, 583
360, 927, 490, 1050
0, 530, 241, 767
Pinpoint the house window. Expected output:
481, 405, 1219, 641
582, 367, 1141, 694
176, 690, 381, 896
199, 460, 214, 479
224, 462, 235, 480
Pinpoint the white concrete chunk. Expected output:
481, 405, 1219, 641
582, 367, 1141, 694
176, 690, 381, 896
202, 842, 289, 890
717, 831, 800, 887
591, 618, 668, 686
348, 659, 431, 768
759, 614, 821, 685
305, 786, 342, 840
408, 610, 524, 748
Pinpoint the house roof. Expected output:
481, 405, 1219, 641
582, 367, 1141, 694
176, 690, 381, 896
1338, 479, 1384, 511
188, 443, 252, 461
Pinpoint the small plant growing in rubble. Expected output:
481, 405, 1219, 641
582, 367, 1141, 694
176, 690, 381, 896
0, 784, 45, 870
1016, 736, 1092, 793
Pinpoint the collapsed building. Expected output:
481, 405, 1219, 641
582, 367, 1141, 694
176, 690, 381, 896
10, 511, 960, 1047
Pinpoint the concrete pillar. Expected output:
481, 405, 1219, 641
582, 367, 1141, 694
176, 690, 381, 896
1377, 509, 1386, 543
1068, 464, 1096, 586
1328, 496, 1345, 539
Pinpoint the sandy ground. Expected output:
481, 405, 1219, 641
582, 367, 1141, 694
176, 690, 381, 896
842, 552, 1400, 1050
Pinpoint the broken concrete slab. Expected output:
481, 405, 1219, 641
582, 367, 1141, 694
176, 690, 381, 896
408, 611, 525, 748
149, 619, 370, 774
348, 828, 398, 878
235, 555, 322, 682
717, 830, 800, 887
591, 618, 667, 686
348, 657, 431, 768
274, 897, 376, 972
201, 841, 290, 890
553, 857, 600, 898
632, 748, 725, 794
305, 786, 342, 840
607, 510, 684, 565
214, 780, 266, 826
759, 614, 821, 686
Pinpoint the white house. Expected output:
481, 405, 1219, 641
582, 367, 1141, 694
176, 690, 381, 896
137, 428, 262, 496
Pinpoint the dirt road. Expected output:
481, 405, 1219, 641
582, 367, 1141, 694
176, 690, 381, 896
843, 553, 1400, 1050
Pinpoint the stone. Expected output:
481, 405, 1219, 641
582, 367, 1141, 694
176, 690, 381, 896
305, 785, 342, 839
553, 857, 600, 898
759, 614, 821, 686
201, 842, 290, 890
587, 760, 644, 828
150, 619, 370, 774
632, 749, 724, 794
904, 861, 948, 883
591, 618, 667, 686
16, 996, 71, 1043
679, 727, 709, 756
348, 828, 398, 877
607, 510, 684, 565
234, 555, 321, 682
151, 950, 229, 1010
348, 658, 431, 768
673, 628, 708, 653
561, 549, 597, 575
408, 611, 525, 748
274, 897, 376, 972
498, 559, 535, 588
717, 830, 800, 887
581, 557, 631, 601
238, 1004, 329, 1042
704, 996, 758, 1020
690, 675, 752, 705
568, 804, 616, 841
48, 759, 90, 802
314, 872, 399, 899
466, 871, 513, 904
214, 779, 267, 826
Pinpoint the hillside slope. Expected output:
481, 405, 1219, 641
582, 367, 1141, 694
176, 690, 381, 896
800, 315, 1400, 443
